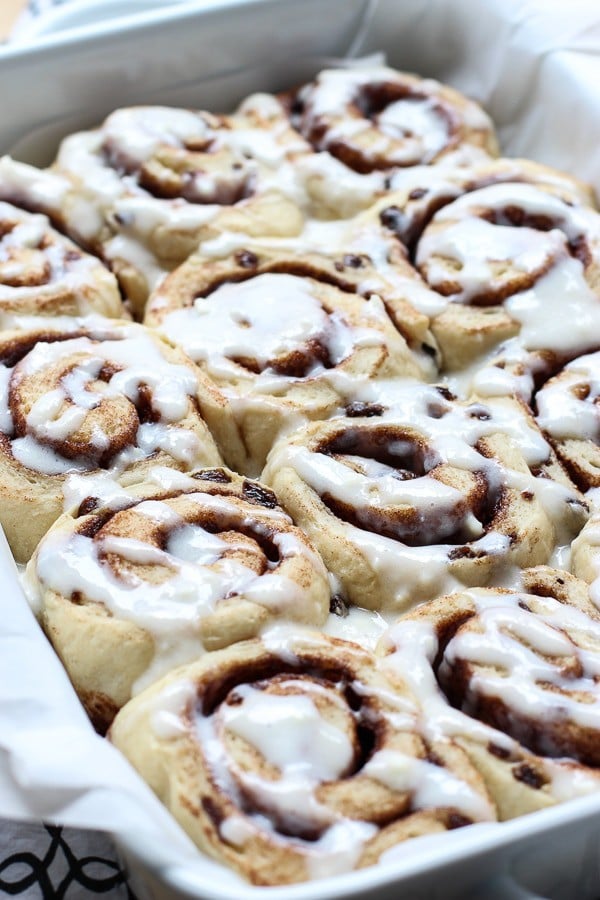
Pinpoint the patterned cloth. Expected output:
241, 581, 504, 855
0, 822, 136, 898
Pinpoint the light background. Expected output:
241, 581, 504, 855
0, 0, 26, 38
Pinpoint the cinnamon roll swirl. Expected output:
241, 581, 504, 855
300, 146, 595, 226
26, 467, 330, 731
263, 383, 587, 610
534, 351, 600, 491
109, 631, 494, 884
412, 181, 600, 376
379, 567, 600, 818
145, 246, 434, 474
0, 200, 125, 321
0, 100, 309, 314
293, 159, 599, 365
368, 156, 597, 256
284, 66, 498, 174
0, 317, 224, 561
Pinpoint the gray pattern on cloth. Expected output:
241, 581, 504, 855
0, 821, 135, 898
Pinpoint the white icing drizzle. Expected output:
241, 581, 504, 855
0, 320, 204, 475
296, 67, 461, 166
0, 201, 116, 313
364, 748, 492, 820
103, 107, 214, 168
294, 152, 385, 216
151, 679, 197, 740
11, 436, 91, 475
441, 341, 537, 403
441, 589, 600, 731
220, 682, 354, 780
418, 217, 566, 303
0, 156, 70, 212
417, 183, 600, 381
34, 491, 327, 690
103, 233, 168, 294
377, 98, 449, 159
383, 600, 600, 801
278, 441, 478, 534
536, 352, 600, 442
505, 257, 600, 356
62, 472, 135, 514
182, 215, 446, 336
152, 628, 493, 879
265, 381, 580, 605
51, 103, 309, 253
194, 674, 377, 874
323, 606, 391, 649
158, 272, 385, 382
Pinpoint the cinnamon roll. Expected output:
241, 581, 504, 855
570, 492, 600, 597
379, 567, 600, 818
26, 467, 330, 731
412, 181, 600, 376
145, 245, 435, 474
534, 351, 600, 491
109, 631, 495, 884
284, 66, 498, 174
0, 200, 125, 321
300, 147, 596, 227
263, 383, 587, 610
0, 100, 309, 315
293, 159, 599, 363
367, 156, 597, 256
0, 317, 224, 561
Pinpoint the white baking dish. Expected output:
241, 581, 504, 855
0, 1, 600, 897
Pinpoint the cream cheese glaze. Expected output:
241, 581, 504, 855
536, 352, 600, 442
0, 318, 209, 476
381, 607, 600, 798
157, 272, 386, 380
121, 628, 496, 881
264, 379, 585, 607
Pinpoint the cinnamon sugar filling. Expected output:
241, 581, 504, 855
316, 424, 499, 546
